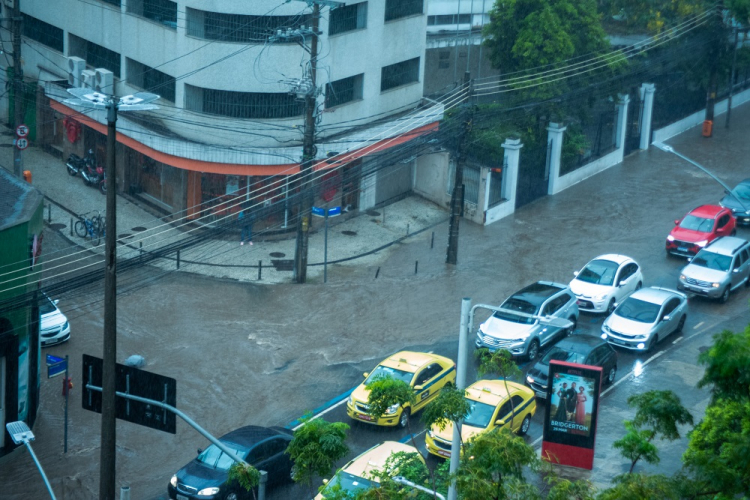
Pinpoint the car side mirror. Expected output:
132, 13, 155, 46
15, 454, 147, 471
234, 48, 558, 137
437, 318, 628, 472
573, 271, 579, 277
674, 219, 680, 225
363, 372, 369, 378
322, 479, 329, 485
495, 419, 506, 426
53, 299, 60, 305
662, 315, 671, 322
733, 268, 739, 273
197, 448, 202, 454
414, 384, 424, 391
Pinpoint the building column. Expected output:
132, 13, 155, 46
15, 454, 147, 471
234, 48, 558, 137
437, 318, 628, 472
501, 138, 522, 209
615, 93, 630, 161
639, 83, 655, 150
546, 122, 567, 195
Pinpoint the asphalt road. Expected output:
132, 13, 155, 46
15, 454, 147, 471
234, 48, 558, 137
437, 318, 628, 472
2, 106, 750, 500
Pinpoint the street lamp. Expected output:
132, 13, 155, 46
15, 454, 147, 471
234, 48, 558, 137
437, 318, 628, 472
392, 475, 446, 500
64, 88, 159, 499
6, 421, 57, 500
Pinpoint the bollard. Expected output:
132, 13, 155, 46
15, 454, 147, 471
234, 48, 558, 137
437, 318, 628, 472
258, 471, 268, 500
120, 484, 130, 500
258, 260, 262, 280
415, 261, 418, 274
176, 250, 180, 269
70, 217, 74, 236
431, 231, 434, 249
375, 267, 380, 279
48, 204, 51, 223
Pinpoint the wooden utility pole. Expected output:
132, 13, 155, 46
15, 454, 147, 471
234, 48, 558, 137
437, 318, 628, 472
12, 0, 23, 177
446, 72, 472, 265
704, 1, 725, 137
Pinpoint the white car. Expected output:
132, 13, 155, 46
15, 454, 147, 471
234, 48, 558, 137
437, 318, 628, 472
40, 294, 70, 347
570, 255, 643, 314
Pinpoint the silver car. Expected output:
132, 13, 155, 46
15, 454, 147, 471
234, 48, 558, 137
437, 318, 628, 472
677, 236, 750, 303
601, 287, 687, 352
475, 281, 579, 361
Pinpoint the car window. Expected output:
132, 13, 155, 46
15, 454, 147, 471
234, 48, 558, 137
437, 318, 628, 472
247, 441, 273, 464
414, 368, 431, 387
545, 295, 568, 316
618, 263, 636, 284
615, 298, 660, 323
496, 401, 513, 421
733, 254, 743, 270
679, 215, 714, 232
742, 249, 750, 263
717, 214, 730, 228
510, 395, 525, 409
197, 442, 248, 471
586, 347, 603, 366
418, 363, 442, 385
692, 250, 732, 272
661, 298, 680, 318
577, 259, 618, 286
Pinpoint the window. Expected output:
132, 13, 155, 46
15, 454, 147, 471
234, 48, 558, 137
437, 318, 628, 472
414, 368, 431, 387
187, 8, 311, 43
617, 263, 637, 284
69, 34, 121, 77
384, 0, 423, 21
329, 2, 367, 35
22, 14, 63, 53
427, 14, 471, 26
248, 437, 287, 464
185, 85, 304, 119
381, 57, 419, 91
717, 214, 730, 228
326, 74, 363, 108
128, 0, 178, 29
661, 298, 680, 319
126, 58, 176, 102
496, 401, 512, 421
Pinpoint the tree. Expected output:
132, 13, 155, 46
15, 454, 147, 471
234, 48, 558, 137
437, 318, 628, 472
600, 0, 711, 33
697, 328, 750, 403
227, 462, 261, 500
476, 348, 523, 429
421, 385, 471, 446
596, 473, 680, 500
286, 413, 350, 495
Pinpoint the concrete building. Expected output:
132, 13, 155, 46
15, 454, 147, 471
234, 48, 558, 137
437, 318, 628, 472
9, 1, 442, 223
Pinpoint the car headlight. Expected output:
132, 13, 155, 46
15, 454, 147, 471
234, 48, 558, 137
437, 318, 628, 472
386, 403, 401, 415
63, 321, 70, 330
712, 282, 721, 288
667, 235, 675, 242
347, 395, 353, 406
197, 487, 220, 496
526, 375, 535, 384
695, 240, 708, 247
679, 274, 686, 281
428, 430, 434, 438
601, 333, 608, 339
170, 475, 178, 487
593, 294, 607, 301
602, 324, 611, 333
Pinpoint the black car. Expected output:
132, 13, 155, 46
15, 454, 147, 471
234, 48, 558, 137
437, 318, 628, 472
720, 178, 750, 225
525, 335, 617, 399
168, 426, 293, 500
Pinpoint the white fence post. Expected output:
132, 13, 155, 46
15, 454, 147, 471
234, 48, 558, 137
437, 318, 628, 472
616, 93, 630, 162
546, 122, 567, 195
640, 83, 656, 150
501, 138, 523, 210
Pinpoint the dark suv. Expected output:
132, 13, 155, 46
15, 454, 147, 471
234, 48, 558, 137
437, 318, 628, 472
525, 335, 617, 398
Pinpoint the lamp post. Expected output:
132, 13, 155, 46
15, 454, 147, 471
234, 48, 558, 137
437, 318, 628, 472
64, 89, 159, 499
392, 475, 446, 500
6, 421, 57, 500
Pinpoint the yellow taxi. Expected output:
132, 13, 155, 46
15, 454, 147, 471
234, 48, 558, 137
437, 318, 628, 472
315, 441, 423, 499
347, 351, 456, 428
425, 379, 536, 459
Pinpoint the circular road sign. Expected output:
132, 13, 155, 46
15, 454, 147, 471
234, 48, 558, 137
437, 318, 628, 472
16, 138, 29, 150
15, 124, 29, 138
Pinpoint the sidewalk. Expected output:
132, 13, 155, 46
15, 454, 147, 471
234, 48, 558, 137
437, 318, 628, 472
0, 130, 449, 284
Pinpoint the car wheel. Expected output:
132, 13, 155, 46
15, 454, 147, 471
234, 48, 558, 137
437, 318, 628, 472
527, 339, 540, 361
518, 414, 531, 436
745, 277, 750, 289
676, 315, 686, 333
731, 229, 737, 236
607, 365, 617, 385
226, 493, 238, 500
565, 316, 577, 336
635, 281, 642, 291
719, 286, 730, 303
606, 299, 616, 315
648, 334, 659, 352
398, 408, 411, 429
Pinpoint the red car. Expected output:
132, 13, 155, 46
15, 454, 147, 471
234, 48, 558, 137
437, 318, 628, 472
666, 205, 736, 257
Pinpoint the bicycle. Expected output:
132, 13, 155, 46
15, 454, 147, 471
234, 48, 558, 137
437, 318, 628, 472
74, 211, 104, 246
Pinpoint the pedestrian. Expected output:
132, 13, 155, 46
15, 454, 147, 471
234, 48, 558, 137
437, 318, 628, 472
238, 202, 254, 246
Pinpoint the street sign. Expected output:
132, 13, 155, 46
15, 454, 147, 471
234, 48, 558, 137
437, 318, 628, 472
312, 206, 341, 218
15, 124, 28, 137
48, 360, 67, 379
46, 354, 64, 365
16, 138, 28, 150
82, 354, 177, 434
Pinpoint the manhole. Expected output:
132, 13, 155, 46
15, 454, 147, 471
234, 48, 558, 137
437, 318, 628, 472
131, 226, 147, 232
49, 223, 66, 231
270, 252, 286, 258
342, 230, 357, 236
366, 210, 381, 216
118, 233, 132, 239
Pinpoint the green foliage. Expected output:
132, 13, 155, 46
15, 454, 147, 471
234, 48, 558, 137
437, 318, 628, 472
612, 421, 660, 473
728, 0, 750, 24
227, 462, 261, 497
627, 390, 694, 441
365, 375, 416, 420
421, 386, 470, 432
476, 348, 522, 381
544, 476, 596, 500
287, 414, 350, 487
600, 0, 710, 33
596, 473, 680, 500
697, 328, 750, 403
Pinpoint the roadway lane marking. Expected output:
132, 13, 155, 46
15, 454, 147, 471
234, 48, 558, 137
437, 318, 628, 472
693, 321, 704, 330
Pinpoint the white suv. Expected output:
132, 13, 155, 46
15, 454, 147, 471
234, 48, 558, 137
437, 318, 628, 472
678, 236, 750, 302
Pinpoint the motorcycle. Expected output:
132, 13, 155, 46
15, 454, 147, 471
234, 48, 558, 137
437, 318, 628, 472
66, 151, 106, 194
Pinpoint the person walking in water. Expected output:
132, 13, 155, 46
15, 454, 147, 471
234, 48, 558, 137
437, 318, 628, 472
238, 202, 254, 246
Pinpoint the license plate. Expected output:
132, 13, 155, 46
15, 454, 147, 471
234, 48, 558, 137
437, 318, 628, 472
438, 450, 451, 457
678, 247, 688, 252
176, 495, 188, 500
357, 414, 373, 421
535, 391, 547, 398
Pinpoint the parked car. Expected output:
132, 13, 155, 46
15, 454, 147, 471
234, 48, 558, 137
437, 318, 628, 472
601, 287, 688, 352
666, 205, 736, 257
475, 281, 578, 361
315, 441, 423, 499
346, 351, 456, 428
526, 335, 618, 398
677, 236, 750, 302
40, 293, 70, 347
720, 178, 750, 225
168, 426, 293, 500
425, 379, 535, 459
570, 255, 643, 314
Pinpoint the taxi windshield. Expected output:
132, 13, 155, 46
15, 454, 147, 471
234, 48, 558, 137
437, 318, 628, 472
196, 442, 248, 471
463, 400, 497, 428
365, 365, 414, 385
577, 260, 618, 286
323, 471, 377, 495
679, 215, 713, 232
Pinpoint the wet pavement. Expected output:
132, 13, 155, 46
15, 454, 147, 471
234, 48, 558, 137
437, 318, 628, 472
1, 103, 750, 499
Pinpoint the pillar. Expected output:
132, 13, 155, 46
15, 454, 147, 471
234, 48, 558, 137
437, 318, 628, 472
639, 83, 655, 150
615, 94, 630, 160
501, 138, 522, 208
546, 122, 567, 195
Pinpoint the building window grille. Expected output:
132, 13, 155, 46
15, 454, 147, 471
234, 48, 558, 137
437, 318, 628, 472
69, 34, 121, 77
381, 57, 419, 91
127, 0, 178, 29
326, 74, 364, 108
384, 0, 423, 21
329, 2, 367, 35
427, 14, 471, 26
126, 58, 176, 102
185, 84, 304, 119
22, 14, 63, 53
186, 8, 311, 43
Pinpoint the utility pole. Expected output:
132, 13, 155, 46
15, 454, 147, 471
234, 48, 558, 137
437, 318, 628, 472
12, 0, 23, 177
704, 1, 725, 137
446, 72, 472, 265
725, 27, 740, 128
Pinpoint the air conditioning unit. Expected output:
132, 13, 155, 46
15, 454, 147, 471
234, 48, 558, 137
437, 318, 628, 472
81, 69, 96, 89
67, 56, 86, 87
94, 68, 114, 94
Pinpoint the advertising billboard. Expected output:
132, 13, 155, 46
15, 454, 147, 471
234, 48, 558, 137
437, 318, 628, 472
541, 360, 602, 470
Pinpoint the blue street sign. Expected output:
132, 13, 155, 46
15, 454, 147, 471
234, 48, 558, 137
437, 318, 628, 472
48, 360, 67, 379
46, 354, 64, 366
327, 206, 342, 217
312, 206, 341, 218
312, 206, 325, 217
